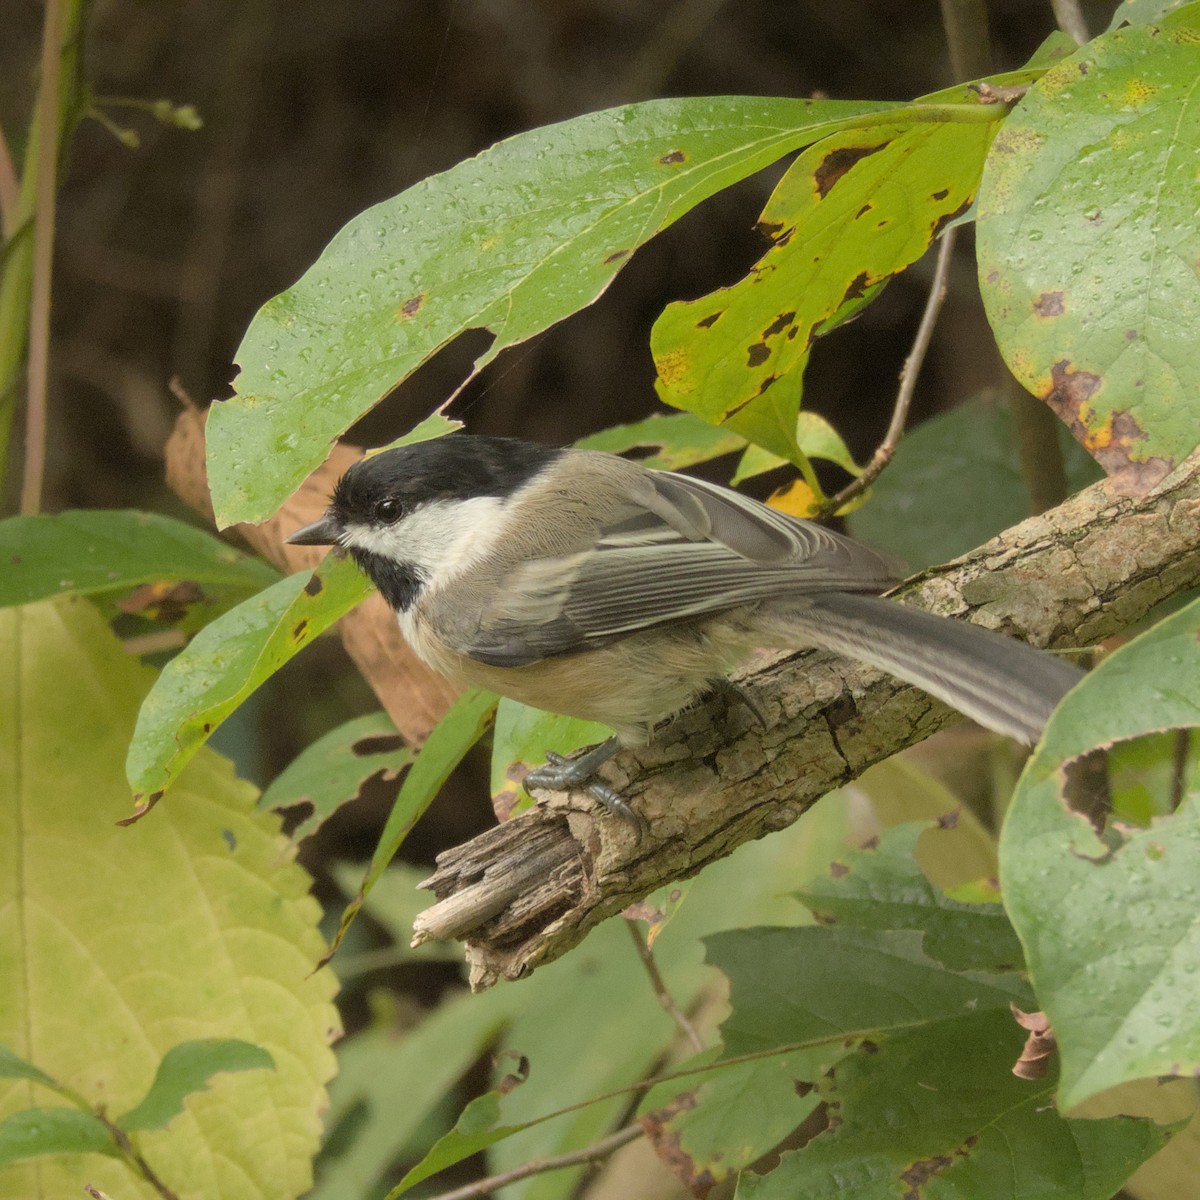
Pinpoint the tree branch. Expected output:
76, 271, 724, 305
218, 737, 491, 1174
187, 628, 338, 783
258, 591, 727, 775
424, 1123, 644, 1200
413, 454, 1200, 989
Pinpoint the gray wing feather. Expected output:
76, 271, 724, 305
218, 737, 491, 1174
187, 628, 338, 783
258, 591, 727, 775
464, 465, 900, 666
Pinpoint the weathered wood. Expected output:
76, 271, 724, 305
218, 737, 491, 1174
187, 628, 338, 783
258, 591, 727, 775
413, 457, 1200, 989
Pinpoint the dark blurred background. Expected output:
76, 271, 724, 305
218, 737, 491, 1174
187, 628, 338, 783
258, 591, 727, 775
0, 0, 1117, 857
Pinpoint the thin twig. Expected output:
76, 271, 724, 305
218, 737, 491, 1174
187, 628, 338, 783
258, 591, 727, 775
423, 1122, 644, 1200
825, 226, 958, 514
625, 918, 704, 1053
0, 122, 18, 237
20, 0, 68, 516
1050, 0, 1090, 44
95, 1113, 181, 1200
937, 0, 992, 80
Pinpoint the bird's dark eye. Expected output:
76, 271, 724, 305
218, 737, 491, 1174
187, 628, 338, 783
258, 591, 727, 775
373, 497, 404, 524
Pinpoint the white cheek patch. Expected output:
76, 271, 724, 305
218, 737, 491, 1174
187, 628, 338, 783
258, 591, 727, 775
342, 496, 509, 579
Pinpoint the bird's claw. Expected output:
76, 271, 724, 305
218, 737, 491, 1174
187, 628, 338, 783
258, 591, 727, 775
525, 738, 646, 836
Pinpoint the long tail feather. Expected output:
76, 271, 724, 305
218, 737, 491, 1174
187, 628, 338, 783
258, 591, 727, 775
760, 592, 1083, 745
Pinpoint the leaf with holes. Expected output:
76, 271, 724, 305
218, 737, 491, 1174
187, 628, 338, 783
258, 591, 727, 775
259, 712, 414, 843
1001, 595, 1200, 1108
208, 95, 926, 526
651, 91, 1000, 463
737, 1011, 1173, 1200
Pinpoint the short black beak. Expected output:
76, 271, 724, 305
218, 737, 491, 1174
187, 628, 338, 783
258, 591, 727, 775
286, 514, 342, 546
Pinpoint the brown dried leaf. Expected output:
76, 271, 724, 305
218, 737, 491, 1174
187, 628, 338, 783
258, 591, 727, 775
162, 407, 460, 744
1011, 1003, 1057, 1080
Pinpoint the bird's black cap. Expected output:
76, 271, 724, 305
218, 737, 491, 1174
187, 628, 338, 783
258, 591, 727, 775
286, 434, 563, 546
335, 435, 561, 516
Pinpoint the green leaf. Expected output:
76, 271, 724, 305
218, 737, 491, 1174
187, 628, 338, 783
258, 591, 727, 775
846, 395, 1102, 570
258, 711, 414, 843
575, 411, 746, 470
207, 95, 969, 526
736, 1011, 1173, 1200
977, 20, 1200, 490
329, 689, 497, 955
0, 599, 339, 1198
731, 412, 862, 484
117, 1039, 275, 1132
794, 822, 1025, 971
0, 510, 278, 606
640, 1047, 825, 1189
311, 989, 513, 1200
1001, 596, 1200, 1108
646, 915, 1032, 1190
0, 1046, 58, 1090
652, 96, 999, 463
490, 699, 610, 817
709, 925, 1031, 1059
126, 552, 372, 810
387, 1087, 543, 1198
0, 1108, 118, 1167
1109, 0, 1195, 28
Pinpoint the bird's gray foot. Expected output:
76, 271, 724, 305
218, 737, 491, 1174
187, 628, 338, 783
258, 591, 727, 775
525, 738, 645, 834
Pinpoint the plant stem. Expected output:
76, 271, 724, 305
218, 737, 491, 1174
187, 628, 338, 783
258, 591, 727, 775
625, 918, 704, 1053
1050, 0, 1090, 44
0, 0, 85, 504
422, 1123, 644, 1200
19, 0, 70, 515
937, 0, 992, 79
825, 227, 958, 514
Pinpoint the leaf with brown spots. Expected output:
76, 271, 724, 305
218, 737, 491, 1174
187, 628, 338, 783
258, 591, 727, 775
735, 1010, 1170, 1199
652, 104, 999, 464
977, 19, 1200, 491
258, 711, 415, 843
208, 95, 915, 526
1001, 594, 1200, 1109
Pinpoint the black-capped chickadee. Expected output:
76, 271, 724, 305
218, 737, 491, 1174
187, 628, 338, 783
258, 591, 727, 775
289, 434, 1082, 818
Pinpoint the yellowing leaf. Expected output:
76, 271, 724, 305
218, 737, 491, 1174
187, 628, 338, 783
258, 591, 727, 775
767, 478, 819, 518
652, 108, 998, 463
0, 598, 340, 1199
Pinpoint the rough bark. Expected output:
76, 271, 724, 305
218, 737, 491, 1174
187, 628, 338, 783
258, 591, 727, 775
413, 454, 1200, 989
